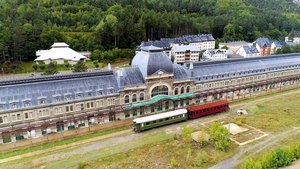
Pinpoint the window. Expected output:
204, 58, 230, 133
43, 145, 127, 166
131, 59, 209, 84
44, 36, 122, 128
139, 93, 144, 101
66, 106, 70, 112
133, 110, 137, 116
109, 88, 114, 94
186, 86, 190, 93
87, 103, 90, 109
98, 90, 103, 96
125, 95, 130, 104
0, 105, 4, 111
11, 114, 16, 122
70, 105, 73, 111
40, 99, 46, 105
91, 102, 94, 108
65, 95, 72, 101
24, 101, 31, 107
174, 88, 178, 95
0, 117, 3, 123
11, 103, 17, 109
151, 85, 168, 98
55, 97, 60, 102
87, 92, 92, 97
181, 87, 184, 94
25, 113, 29, 119
17, 114, 21, 120
132, 94, 137, 102
125, 113, 130, 118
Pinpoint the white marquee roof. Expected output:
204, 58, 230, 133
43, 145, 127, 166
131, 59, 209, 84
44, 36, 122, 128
35, 42, 86, 61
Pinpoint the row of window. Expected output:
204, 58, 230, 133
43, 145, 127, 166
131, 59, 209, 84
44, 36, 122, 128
174, 86, 190, 95
0, 89, 116, 111
196, 69, 299, 91
0, 98, 116, 124
124, 93, 144, 104
197, 68, 299, 82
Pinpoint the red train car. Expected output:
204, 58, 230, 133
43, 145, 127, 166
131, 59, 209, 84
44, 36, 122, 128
187, 100, 229, 119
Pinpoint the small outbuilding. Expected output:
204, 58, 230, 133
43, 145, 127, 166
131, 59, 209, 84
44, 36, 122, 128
35, 42, 86, 65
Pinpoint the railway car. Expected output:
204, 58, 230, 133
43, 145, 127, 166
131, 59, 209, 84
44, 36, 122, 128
187, 100, 229, 119
133, 100, 229, 132
133, 109, 188, 132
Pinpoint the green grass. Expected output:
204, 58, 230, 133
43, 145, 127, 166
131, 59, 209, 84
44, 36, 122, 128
46, 132, 174, 169
0, 126, 128, 160
16, 58, 131, 74
68, 133, 237, 169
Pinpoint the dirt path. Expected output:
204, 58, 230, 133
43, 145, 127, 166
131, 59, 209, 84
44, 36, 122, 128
209, 127, 300, 169
284, 159, 300, 169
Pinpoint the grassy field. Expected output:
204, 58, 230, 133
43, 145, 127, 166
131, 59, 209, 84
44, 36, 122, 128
16, 58, 130, 73
45, 131, 237, 169
230, 92, 300, 132
0, 126, 128, 160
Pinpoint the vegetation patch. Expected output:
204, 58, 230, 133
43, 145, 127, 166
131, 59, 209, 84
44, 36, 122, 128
0, 126, 128, 160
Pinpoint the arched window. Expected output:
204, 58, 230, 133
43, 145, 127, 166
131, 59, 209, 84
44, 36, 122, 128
132, 94, 137, 102
174, 88, 178, 95
139, 93, 144, 101
151, 85, 168, 98
181, 87, 184, 94
125, 95, 130, 104
186, 86, 190, 93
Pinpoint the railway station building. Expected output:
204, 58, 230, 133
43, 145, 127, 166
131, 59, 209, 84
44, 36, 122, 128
1, 45, 300, 143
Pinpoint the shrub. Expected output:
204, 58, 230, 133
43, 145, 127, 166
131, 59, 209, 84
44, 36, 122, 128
170, 157, 178, 168
193, 152, 209, 167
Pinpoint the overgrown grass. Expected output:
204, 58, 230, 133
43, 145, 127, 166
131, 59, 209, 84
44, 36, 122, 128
79, 133, 237, 169
46, 132, 174, 169
0, 126, 128, 160
241, 93, 300, 132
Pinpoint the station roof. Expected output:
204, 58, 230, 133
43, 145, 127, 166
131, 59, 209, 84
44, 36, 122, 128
125, 93, 195, 110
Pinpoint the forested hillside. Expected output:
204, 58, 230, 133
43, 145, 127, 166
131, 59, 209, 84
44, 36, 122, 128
0, 0, 300, 65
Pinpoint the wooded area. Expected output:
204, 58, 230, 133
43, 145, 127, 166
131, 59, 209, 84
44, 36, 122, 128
0, 0, 300, 69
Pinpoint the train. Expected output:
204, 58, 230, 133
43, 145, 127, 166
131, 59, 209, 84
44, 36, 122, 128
133, 100, 229, 132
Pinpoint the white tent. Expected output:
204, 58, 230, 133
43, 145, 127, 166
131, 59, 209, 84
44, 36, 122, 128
35, 42, 86, 65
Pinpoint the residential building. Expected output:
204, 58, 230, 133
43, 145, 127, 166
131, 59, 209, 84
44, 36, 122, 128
171, 45, 200, 64
1, 46, 300, 144
285, 30, 300, 44
137, 34, 215, 56
271, 41, 286, 54
236, 45, 259, 58
203, 49, 231, 61
35, 42, 86, 65
219, 41, 248, 54
254, 38, 272, 56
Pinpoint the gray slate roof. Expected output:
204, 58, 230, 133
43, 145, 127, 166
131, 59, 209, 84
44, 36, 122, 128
116, 67, 145, 88
242, 45, 259, 54
0, 71, 119, 112
255, 37, 272, 47
132, 46, 174, 77
189, 53, 300, 82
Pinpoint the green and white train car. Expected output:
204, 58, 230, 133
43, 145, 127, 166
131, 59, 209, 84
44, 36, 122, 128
133, 109, 188, 132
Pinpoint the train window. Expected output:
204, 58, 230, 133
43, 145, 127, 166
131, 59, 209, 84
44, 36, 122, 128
146, 122, 150, 125
153, 120, 156, 123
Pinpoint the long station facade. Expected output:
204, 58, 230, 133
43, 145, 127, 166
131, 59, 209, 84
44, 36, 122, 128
1, 46, 300, 143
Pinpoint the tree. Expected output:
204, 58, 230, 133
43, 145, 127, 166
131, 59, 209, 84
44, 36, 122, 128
44, 61, 58, 75
209, 122, 230, 151
64, 60, 71, 70
73, 60, 87, 72
93, 60, 99, 68
38, 62, 46, 71
32, 63, 38, 71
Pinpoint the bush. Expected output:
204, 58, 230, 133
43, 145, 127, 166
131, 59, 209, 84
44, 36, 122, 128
241, 142, 300, 169
170, 157, 178, 168
193, 152, 209, 167
77, 162, 88, 169
210, 122, 230, 151
181, 126, 194, 142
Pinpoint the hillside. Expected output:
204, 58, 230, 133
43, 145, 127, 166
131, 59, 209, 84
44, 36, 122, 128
0, 0, 300, 69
